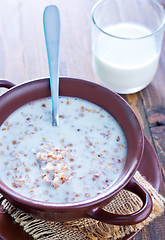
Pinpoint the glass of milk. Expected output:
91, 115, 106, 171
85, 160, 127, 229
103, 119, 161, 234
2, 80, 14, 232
92, 0, 165, 94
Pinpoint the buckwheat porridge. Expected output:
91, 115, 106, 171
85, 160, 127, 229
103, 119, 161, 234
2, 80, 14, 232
0, 97, 127, 203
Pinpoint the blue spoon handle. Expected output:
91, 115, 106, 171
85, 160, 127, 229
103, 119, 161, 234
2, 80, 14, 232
43, 5, 60, 126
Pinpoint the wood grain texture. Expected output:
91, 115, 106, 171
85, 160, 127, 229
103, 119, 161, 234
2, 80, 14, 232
0, 0, 164, 239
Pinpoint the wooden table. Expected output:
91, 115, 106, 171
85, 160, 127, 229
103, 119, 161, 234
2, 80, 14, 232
0, 0, 164, 239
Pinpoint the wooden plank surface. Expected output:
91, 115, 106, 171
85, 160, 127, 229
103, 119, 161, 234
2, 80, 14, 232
0, 0, 165, 239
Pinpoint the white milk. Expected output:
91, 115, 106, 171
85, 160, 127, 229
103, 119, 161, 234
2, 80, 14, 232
93, 23, 160, 93
0, 97, 127, 203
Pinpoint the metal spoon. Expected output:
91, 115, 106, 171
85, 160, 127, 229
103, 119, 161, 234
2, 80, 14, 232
43, 5, 60, 126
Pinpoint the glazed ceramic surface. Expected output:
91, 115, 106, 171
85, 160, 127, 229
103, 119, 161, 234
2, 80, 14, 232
0, 78, 151, 225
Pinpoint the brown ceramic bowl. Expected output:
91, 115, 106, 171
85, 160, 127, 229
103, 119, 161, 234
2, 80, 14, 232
0, 77, 152, 225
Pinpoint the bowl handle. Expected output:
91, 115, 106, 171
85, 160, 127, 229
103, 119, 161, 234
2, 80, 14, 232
0, 80, 15, 89
87, 177, 152, 225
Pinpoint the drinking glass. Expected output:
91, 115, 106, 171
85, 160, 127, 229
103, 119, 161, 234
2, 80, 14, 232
92, 0, 165, 94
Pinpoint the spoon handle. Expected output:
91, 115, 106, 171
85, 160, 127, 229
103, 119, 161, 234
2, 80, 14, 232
43, 5, 60, 126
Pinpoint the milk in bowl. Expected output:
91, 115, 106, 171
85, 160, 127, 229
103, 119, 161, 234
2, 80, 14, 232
0, 97, 127, 203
